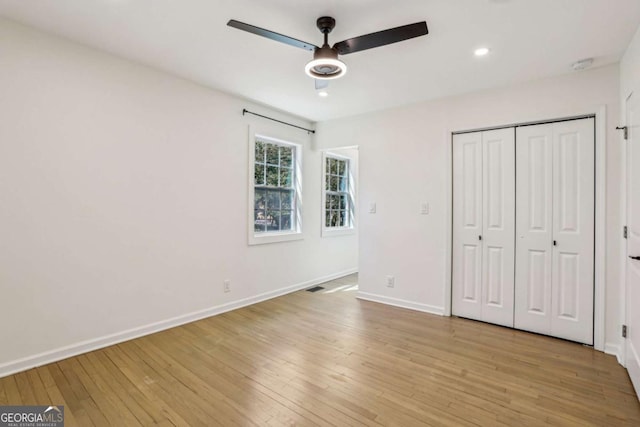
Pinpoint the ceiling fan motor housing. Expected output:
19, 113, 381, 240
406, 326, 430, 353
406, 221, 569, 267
309, 46, 343, 77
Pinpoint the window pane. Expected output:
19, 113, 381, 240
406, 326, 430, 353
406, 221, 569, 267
325, 157, 331, 173
266, 144, 279, 165
255, 140, 265, 163
338, 160, 346, 175
340, 195, 347, 210
332, 195, 341, 209
266, 211, 279, 231
267, 191, 281, 209
280, 210, 293, 231
325, 174, 330, 191
255, 189, 266, 210
280, 168, 292, 188
329, 158, 338, 174
281, 191, 293, 210
266, 166, 279, 186
330, 211, 339, 227
255, 164, 265, 185
281, 146, 293, 167
330, 176, 338, 192
339, 210, 346, 227
325, 211, 331, 227
254, 210, 266, 232
339, 175, 348, 192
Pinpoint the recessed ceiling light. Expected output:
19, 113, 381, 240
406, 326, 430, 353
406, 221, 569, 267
474, 47, 490, 57
318, 90, 329, 97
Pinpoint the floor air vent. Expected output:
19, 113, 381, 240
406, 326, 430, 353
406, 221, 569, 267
306, 286, 324, 293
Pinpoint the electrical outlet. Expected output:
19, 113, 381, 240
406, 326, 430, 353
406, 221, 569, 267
223, 280, 231, 293
420, 202, 429, 215
386, 275, 395, 288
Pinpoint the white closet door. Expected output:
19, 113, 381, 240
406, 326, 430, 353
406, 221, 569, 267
551, 118, 594, 344
452, 132, 483, 321
453, 129, 515, 326
481, 128, 515, 327
515, 119, 594, 344
515, 124, 554, 335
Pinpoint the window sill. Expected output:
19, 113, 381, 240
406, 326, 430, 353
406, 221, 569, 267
321, 227, 356, 238
249, 230, 304, 246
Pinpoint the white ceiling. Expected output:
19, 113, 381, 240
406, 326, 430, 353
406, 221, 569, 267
1, 0, 639, 122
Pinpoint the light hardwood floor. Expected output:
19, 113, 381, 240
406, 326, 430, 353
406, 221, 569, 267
1, 274, 639, 426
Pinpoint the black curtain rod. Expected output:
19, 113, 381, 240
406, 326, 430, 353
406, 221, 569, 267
242, 109, 315, 134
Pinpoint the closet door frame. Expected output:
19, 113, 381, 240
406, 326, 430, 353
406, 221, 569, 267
445, 107, 607, 353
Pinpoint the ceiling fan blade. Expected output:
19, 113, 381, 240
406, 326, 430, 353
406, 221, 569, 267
227, 20, 318, 52
333, 21, 428, 55
315, 79, 329, 90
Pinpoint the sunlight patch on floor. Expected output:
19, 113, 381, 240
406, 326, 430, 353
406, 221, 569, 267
323, 284, 358, 293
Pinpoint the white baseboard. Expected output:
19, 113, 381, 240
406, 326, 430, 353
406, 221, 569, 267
604, 342, 623, 365
0, 268, 358, 379
356, 291, 445, 316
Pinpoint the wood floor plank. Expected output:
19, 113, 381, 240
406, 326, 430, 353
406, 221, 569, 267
26, 369, 52, 405
0, 376, 8, 405
48, 361, 102, 426
146, 330, 330, 426
0, 375, 22, 405
37, 366, 84, 427
1, 274, 638, 426
81, 352, 156, 426
101, 347, 190, 426
14, 372, 36, 404
104, 345, 211, 426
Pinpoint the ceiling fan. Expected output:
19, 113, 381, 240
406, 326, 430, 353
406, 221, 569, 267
227, 17, 428, 91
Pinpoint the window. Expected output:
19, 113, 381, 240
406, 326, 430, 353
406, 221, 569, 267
249, 130, 302, 245
322, 152, 355, 236
254, 139, 295, 233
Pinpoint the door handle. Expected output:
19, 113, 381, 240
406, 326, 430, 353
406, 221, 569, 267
631, 256, 640, 261
553, 240, 557, 246
479, 235, 482, 241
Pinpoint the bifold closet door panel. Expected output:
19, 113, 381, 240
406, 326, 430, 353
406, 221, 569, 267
515, 118, 595, 344
452, 132, 483, 321
551, 118, 594, 344
515, 124, 554, 334
481, 128, 515, 327
453, 129, 515, 326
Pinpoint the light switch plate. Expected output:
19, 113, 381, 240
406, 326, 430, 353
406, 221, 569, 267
369, 202, 377, 214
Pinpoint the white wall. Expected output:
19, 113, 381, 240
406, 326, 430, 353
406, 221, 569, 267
621, 26, 640, 101
316, 65, 622, 353
0, 18, 357, 376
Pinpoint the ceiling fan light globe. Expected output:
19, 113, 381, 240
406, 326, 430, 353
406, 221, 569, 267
305, 58, 347, 80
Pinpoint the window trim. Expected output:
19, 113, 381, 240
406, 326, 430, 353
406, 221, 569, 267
321, 151, 356, 237
248, 127, 303, 245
